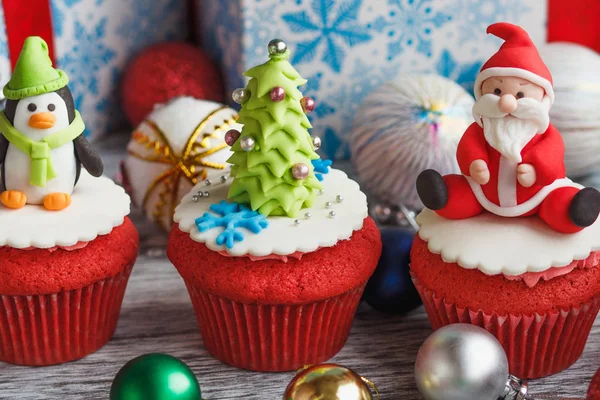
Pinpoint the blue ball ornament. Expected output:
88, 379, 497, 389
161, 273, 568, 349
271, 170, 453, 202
363, 227, 422, 314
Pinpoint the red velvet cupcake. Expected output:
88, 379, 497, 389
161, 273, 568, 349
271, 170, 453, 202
0, 173, 138, 366
411, 209, 600, 379
168, 168, 380, 372
168, 41, 381, 372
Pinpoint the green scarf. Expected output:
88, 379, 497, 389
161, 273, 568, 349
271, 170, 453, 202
0, 110, 84, 187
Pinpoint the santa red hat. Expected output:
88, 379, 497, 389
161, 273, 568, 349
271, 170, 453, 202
474, 22, 554, 104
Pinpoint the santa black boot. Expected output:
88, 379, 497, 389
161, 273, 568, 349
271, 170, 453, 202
416, 169, 448, 210
569, 187, 600, 227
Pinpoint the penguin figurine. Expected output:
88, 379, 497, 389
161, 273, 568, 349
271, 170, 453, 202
0, 37, 102, 211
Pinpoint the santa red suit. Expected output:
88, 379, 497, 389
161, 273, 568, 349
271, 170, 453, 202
424, 22, 589, 234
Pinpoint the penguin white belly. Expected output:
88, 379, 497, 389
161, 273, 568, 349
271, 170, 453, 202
4, 143, 77, 205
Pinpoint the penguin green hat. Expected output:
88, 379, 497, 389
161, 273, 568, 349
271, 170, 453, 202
3, 36, 69, 100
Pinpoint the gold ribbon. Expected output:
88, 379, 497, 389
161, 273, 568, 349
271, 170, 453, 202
127, 106, 236, 230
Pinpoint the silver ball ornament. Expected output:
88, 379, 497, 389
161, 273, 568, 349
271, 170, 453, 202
291, 163, 309, 180
232, 88, 249, 104
192, 195, 199, 202
304, 212, 312, 219
312, 136, 322, 150
294, 219, 300, 226
325, 201, 332, 209
415, 324, 509, 400
205, 179, 211, 186
203, 191, 210, 198
240, 136, 256, 152
329, 210, 336, 218
220, 175, 228, 183
268, 38, 287, 55
336, 195, 344, 203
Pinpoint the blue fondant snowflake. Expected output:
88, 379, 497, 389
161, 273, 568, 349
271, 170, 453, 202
195, 201, 269, 249
312, 158, 332, 181
435, 49, 482, 95
282, 0, 373, 72
373, 0, 452, 60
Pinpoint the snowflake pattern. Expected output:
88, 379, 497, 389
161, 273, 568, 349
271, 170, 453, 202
58, 19, 116, 112
435, 49, 482, 94
373, 0, 452, 59
446, 0, 532, 43
195, 201, 269, 249
312, 158, 332, 181
243, 3, 280, 68
282, 0, 373, 72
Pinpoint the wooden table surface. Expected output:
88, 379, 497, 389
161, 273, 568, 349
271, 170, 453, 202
0, 136, 598, 399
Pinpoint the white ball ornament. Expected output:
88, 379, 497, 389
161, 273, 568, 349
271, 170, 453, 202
240, 136, 256, 151
351, 74, 474, 210
540, 43, 600, 177
123, 97, 240, 230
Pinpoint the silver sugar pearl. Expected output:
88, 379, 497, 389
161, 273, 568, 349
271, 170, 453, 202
196, 191, 204, 197
192, 195, 199, 202
240, 136, 256, 151
329, 210, 336, 218
203, 191, 210, 198
325, 201, 332, 209
205, 179, 211, 186
312, 136, 322, 150
294, 219, 300, 226
268, 38, 287, 55
232, 88, 249, 104
220, 175, 228, 183
336, 195, 344, 203
304, 212, 312, 219
319, 189, 325, 196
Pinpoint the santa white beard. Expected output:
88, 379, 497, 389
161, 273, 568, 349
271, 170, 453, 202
472, 94, 551, 163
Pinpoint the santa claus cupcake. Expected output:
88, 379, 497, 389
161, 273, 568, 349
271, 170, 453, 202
413, 23, 600, 379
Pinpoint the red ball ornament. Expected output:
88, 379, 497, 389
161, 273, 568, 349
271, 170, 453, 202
270, 86, 285, 102
301, 96, 315, 113
121, 42, 224, 126
588, 368, 600, 400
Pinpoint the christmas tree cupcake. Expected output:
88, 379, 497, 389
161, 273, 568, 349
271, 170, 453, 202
168, 39, 381, 372
0, 37, 138, 365
412, 23, 600, 378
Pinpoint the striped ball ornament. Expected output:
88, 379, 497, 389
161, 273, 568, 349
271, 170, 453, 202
540, 43, 600, 178
351, 74, 474, 210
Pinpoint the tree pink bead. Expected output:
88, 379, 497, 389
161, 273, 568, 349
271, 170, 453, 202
291, 163, 309, 180
225, 129, 241, 146
300, 96, 315, 113
270, 86, 286, 102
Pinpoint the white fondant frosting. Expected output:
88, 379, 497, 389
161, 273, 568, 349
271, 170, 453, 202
173, 168, 368, 257
416, 208, 600, 276
0, 171, 130, 249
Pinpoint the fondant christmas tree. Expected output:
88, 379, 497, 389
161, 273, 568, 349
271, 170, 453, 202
226, 39, 322, 217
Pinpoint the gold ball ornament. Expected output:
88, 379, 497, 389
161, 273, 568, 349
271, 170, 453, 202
122, 97, 240, 231
283, 364, 379, 400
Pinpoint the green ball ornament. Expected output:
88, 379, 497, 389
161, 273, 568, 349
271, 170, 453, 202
110, 353, 202, 400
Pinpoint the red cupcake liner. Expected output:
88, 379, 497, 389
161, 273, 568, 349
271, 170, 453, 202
184, 282, 366, 372
0, 262, 134, 366
413, 276, 600, 379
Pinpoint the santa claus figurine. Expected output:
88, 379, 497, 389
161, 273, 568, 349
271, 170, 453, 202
416, 22, 600, 234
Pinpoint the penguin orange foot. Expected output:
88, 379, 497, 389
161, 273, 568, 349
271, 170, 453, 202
0, 190, 27, 209
43, 193, 71, 211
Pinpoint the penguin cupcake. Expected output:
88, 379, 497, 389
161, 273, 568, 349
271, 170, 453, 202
0, 37, 138, 366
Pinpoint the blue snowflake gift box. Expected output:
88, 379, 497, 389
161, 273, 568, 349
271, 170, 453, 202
196, 0, 547, 160
0, 0, 188, 139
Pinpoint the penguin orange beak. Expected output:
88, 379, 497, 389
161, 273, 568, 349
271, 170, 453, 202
28, 112, 56, 129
